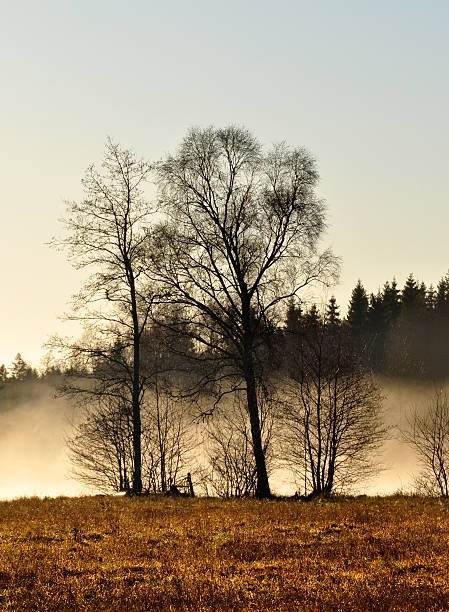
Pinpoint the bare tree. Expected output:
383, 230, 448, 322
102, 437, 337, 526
52, 139, 153, 494
142, 380, 194, 493
204, 388, 275, 498
404, 390, 449, 497
280, 320, 385, 495
67, 380, 193, 494
68, 394, 134, 493
151, 126, 337, 497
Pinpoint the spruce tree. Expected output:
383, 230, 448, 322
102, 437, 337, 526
9, 354, 35, 380
367, 291, 388, 370
431, 272, 449, 378
326, 296, 340, 327
285, 298, 303, 334
304, 304, 320, 328
401, 274, 421, 310
368, 292, 386, 333
382, 279, 401, 325
426, 285, 437, 312
435, 272, 449, 318
347, 280, 369, 331
418, 282, 427, 310
283, 298, 303, 377
389, 275, 428, 377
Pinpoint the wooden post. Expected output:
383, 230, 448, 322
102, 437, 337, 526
187, 472, 195, 497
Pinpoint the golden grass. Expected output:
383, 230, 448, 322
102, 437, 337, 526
0, 494, 448, 610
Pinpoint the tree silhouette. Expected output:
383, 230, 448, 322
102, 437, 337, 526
347, 280, 368, 339
151, 126, 337, 498
280, 321, 384, 495
382, 279, 401, 326
52, 139, 154, 494
10, 353, 35, 380
325, 295, 340, 327
0, 364, 8, 383
285, 299, 303, 335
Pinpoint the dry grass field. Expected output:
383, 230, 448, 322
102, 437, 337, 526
0, 495, 448, 610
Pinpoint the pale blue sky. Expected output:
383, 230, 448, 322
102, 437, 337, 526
1, 0, 448, 366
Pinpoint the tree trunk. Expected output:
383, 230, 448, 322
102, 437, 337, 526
187, 472, 195, 497
244, 358, 271, 498
129, 270, 142, 495
132, 349, 142, 494
156, 383, 167, 492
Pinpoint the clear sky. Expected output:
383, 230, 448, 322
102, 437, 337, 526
2, 0, 448, 368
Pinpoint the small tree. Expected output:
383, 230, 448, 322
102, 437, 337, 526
143, 381, 193, 493
67, 378, 193, 494
404, 390, 449, 497
204, 389, 275, 498
280, 320, 385, 495
68, 395, 135, 493
10, 353, 36, 380
0, 364, 9, 383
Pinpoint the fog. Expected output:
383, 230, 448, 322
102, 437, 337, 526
0, 377, 445, 499
364, 377, 441, 495
0, 381, 87, 499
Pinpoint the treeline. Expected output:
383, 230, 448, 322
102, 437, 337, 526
0, 353, 38, 383
6, 266, 449, 388
298, 272, 449, 380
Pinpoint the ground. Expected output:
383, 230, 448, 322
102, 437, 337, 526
0, 494, 448, 610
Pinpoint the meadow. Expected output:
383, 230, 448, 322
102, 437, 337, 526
0, 494, 448, 610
